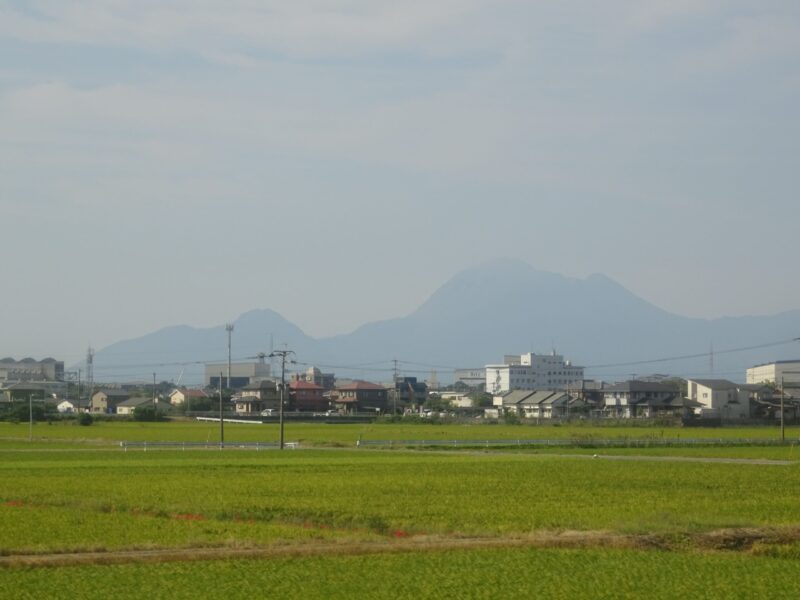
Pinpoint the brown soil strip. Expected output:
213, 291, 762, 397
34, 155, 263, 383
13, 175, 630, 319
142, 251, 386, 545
3, 526, 800, 569
544, 454, 794, 465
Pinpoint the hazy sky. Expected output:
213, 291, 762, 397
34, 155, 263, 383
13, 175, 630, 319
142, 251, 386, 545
2, 1, 799, 365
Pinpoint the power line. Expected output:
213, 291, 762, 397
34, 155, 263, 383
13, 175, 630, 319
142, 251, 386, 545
584, 338, 799, 370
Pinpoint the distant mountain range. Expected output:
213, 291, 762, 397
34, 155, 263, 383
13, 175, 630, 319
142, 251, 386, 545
86, 260, 800, 385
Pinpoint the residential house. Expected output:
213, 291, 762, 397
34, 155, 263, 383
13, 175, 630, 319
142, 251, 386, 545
438, 391, 473, 408
685, 379, 751, 420
518, 391, 572, 419
392, 377, 428, 410
601, 381, 683, 418
169, 388, 209, 406
116, 397, 160, 416
289, 380, 327, 412
234, 380, 279, 414
496, 389, 572, 419
55, 398, 87, 413
332, 381, 388, 414
90, 390, 131, 414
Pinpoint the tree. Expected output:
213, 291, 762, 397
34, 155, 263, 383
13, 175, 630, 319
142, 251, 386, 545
469, 391, 493, 408
133, 405, 164, 422
423, 394, 452, 412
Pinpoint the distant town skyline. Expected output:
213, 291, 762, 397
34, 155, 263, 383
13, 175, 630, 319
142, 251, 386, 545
2, 2, 799, 363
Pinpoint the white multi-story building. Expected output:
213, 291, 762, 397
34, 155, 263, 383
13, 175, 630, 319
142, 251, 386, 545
746, 360, 800, 387
485, 352, 583, 394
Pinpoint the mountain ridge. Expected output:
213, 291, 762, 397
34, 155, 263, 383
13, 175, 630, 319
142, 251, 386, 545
85, 261, 800, 384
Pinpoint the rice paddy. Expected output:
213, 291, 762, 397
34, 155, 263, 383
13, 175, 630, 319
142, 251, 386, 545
2, 421, 799, 598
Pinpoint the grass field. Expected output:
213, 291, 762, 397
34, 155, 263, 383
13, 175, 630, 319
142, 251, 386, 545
2, 421, 800, 598
1, 419, 798, 448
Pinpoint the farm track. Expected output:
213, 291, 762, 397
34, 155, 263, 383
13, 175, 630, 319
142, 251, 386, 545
1, 443, 796, 465
519, 453, 795, 465
385, 447, 797, 465
4, 526, 800, 568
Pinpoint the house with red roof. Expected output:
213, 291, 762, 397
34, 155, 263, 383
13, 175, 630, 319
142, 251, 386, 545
289, 380, 327, 412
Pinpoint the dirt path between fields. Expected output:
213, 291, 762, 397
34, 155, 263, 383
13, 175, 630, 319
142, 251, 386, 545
532, 453, 795, 465
3, 526, 799, 568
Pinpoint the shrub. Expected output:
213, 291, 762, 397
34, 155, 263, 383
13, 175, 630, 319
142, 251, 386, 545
133, 405, 166, 422
77, 413, 94, 426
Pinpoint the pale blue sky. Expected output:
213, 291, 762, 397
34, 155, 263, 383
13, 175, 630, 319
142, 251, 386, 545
1, 1, 799, 365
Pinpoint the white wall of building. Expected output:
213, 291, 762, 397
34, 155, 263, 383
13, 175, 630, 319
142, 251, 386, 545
485, 353, 584, 394
686, 380, 749, 419
747, 361, 800, 386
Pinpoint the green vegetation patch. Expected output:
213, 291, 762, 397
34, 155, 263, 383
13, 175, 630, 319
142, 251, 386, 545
4, 546, 800, 599
2, 449, 800, 555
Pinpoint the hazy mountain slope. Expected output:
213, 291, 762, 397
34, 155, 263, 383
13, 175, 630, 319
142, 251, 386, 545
90, 309, 319, 384
88, 261, 800, 384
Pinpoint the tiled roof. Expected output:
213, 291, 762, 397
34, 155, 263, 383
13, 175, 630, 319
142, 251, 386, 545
117, 397, 153, 407
336, 380, 386, 391
96, 389, 131, 398
604, 381, 676, 393
689, 379, 738, 391
173, 388, 208, 398
289, 381, 324, 390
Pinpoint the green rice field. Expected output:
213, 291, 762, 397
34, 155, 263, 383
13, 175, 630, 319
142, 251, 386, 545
4, 546, 800, 599
1, 419, 798, 447
2, 421, 800, 598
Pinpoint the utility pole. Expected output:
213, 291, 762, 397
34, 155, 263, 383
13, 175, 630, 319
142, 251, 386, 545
226, 323, 234, 390
219, 371, 225, 447
86, 347, 94, 408
393, 359, 399, 415
269, 349, 294, 450
152, 372, 157, 418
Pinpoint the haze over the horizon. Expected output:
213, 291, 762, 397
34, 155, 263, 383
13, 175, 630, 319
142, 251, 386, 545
2, 1, 799, 364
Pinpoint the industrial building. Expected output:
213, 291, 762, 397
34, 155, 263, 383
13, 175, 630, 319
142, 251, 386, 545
0, 357, 64, 383
205, 360, 272, 389
746, 360, 800, 388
